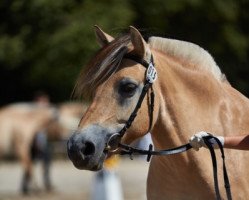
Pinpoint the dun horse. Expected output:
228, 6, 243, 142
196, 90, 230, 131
67, 26, 249, 199
0, 103, 62, 193
0, 102, 84, 194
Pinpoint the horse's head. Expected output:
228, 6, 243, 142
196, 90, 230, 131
67, 26, 158, 171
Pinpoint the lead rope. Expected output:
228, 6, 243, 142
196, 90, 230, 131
119, 135, 232, 200
203, 135, 232, 200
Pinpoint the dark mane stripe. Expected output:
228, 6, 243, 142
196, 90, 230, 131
73, 34, 131, 99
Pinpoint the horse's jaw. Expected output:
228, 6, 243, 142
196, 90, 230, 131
67, 124, 116, 171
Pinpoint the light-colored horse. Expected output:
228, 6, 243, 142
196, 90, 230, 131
67, 26, 249, 199
0, 102, 85, 194
0, 103, 62, 193
58, 102, 88, 140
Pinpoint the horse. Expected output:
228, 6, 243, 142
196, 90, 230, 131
58, 102, 88, 140
0, 103, 62, 193
67, 26, 249, 199
0, 101, 87, 194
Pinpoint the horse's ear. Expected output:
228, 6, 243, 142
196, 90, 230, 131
130, 26, 150, 60
94, 25, 114, 47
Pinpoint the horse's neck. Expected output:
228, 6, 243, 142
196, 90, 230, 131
146, 50, 249, 198
152, 50, 249, 148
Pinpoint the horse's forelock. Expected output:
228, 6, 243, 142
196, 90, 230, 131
73, 34, 131, 100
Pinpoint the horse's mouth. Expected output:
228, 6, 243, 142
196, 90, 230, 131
67, 136, 109, 171
67, 125, 123, 171
72, 143, 120, 171
71, 150, 108, 171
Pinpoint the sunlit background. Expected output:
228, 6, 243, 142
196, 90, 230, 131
0, 0, 248, 199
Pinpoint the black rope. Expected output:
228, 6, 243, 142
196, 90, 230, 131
209, 136, 232, 200
204, 137, 221, 200
203, 135, 232, 200
118, 135, 232, 200
118, 142, 192, 162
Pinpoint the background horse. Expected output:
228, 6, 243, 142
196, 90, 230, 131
68, 26, 249, 199
0, 101, 85, 194
58, 102, 88, 140
0, 103, 61, 193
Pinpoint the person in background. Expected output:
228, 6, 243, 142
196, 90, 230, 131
33, 91, 50, 107
31, 91, 53, 191
190, 131, 249, 151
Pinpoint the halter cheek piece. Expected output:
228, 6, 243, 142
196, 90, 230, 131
119, 54, 157, 136
105, 53, 232, 200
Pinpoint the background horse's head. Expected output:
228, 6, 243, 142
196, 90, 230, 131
67, 26, 158, 170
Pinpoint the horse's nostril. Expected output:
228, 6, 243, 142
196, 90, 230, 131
81, 141, 95, 156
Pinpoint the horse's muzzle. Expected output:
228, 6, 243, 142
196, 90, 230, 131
67, 125, 112, 171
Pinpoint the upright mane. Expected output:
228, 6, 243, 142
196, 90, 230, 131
148, 37, 226, 82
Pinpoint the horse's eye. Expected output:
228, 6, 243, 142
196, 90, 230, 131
119, 83, 137, 97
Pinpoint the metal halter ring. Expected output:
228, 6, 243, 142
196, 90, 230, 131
105, 133, 121, 153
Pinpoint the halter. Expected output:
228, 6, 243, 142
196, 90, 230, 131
105, 52, 232, 200
106, 53, 157, 151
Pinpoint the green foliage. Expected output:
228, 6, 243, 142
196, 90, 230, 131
0, 0, 134, 104
0, 0, 248, 105
130, 0, 249, 96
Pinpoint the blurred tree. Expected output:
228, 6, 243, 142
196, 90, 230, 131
0, 0, 248, 105
130, 0, 249, 96
0, 0, 134, 105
